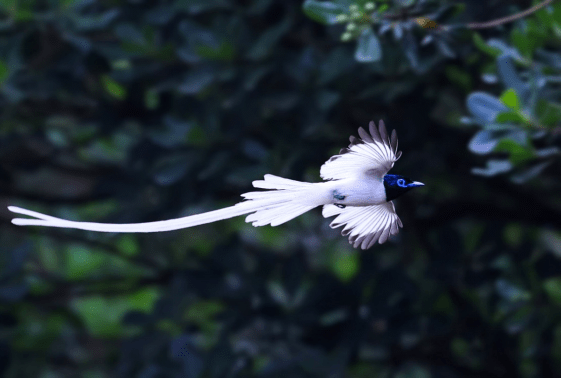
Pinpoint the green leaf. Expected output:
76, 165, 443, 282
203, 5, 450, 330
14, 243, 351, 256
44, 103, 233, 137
331, 249, 359, 282
185, 300, 225, 334
472, 33, 502, 57
66, 244, 105, 280
195, 40, 235, 61
535, 99, 561, 128
144, 89, 159, 109
467, 92, 508, 124
0, 60, 9, 85
495, 111, 524, 124
354, 28, 381, 62
495, 139, 534, 165
303, 0, 345, 25
128, 287, 159, 312
101, 75, 127, 100
511, 28, 533, 59
499, 88, 520, 111
72, 287, 159, 338
72, 296, 130, 337
444, 65, 472, 92
544, 278, 561, 305
116, 235, 139, 257
503, 223, 523, 247
496, 279, 530, 302
13, 308, 66, 351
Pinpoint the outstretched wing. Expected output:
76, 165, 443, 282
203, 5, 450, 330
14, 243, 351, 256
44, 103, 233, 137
320, 120, 402, 181
322, 201, 403, 250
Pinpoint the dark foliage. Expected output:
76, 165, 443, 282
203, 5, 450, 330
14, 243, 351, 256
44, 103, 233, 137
1, 0, 561, 376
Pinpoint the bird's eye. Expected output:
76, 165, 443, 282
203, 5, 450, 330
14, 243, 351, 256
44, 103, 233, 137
397, 179, 406, 187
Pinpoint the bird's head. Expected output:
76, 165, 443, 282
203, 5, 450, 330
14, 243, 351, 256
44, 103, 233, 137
383, 174, 424, 201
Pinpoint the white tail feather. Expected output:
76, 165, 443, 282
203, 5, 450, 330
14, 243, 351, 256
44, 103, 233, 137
9, 175, 323, 233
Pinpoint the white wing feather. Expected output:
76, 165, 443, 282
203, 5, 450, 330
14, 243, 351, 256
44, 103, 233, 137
320, 120, 401, 181
322, 201, 403, 250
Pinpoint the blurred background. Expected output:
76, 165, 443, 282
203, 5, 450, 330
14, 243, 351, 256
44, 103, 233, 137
1, 0, 560, 376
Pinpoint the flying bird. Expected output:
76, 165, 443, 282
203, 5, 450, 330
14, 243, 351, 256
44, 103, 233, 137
9, 120, 424, 249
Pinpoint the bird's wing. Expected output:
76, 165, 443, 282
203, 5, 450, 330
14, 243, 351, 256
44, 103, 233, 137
320, 120, 402, 181
322, 201, 403, 249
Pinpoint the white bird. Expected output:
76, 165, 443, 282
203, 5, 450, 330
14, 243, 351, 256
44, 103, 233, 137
9, 120, 424, 249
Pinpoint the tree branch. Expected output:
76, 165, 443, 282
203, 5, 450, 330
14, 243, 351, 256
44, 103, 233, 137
465, 0, 555, 29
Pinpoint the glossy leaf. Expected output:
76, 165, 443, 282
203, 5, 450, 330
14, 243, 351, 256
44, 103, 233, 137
467, 92, 508, 124
471, 159, 513, 176
468, 130, 500, 154
302, 0, 345, 25
355, 28, 382, 62
497, 55, 529, 102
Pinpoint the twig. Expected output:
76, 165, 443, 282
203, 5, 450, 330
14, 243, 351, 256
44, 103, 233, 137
466, 0, 555, 29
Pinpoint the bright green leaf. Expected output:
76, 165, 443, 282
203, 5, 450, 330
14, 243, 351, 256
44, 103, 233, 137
128, 287, 159, 312
495, 111, 524, 124
101, 75, 127, 100
500, 88, 520, 111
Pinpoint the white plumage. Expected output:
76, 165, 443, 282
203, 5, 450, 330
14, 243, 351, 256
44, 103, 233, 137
9, 120, 420, 249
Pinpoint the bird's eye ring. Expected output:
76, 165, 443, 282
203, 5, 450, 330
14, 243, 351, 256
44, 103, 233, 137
397, 179, 406, 187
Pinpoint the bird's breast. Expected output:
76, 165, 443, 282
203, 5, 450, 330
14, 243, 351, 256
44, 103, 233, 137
329, 178, 387, 206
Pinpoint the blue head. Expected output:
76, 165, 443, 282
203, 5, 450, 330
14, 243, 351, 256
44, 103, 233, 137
383, 174, 424, 201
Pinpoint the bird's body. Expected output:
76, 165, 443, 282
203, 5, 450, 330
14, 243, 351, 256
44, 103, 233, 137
9, 121, 423, 249
328, 176, 387, 206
